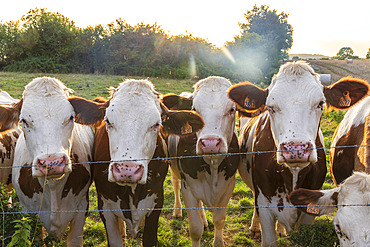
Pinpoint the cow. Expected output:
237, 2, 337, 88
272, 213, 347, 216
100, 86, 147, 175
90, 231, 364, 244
163, 76, 240, 247
0, 77, 95, 246
330, 95, 370, 185
289, 172, 370, 247
70, 79, 204, 246
0, 91, 21, 190
227, 61, 369, 247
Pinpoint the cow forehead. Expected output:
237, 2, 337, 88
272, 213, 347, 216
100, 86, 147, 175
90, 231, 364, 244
267, 71, 324, 107
193, 76, 233, 109
21, 95, 74, 121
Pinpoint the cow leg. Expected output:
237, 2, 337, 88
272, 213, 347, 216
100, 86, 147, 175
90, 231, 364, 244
101, 212, 123, 247
250, 209, 261, 238
212, 207, 226, 247
143, 208, 161, 246
275, 221, 286, 236
258, 208, 278, 247
118, 217, 126, 238
182, 188, 203, 247
67, 212, 86, 247
199, 201, 208, 228
170, 166, 183, 218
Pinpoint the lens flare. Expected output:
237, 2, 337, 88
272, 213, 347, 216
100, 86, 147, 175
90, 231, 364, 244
221, 46, 236, 64
189, 54, 196, 78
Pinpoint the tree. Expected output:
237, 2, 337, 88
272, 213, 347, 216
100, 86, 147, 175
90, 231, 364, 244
336, 47, 354, 60
366, 48, 370, 59
237, 5, 293, 82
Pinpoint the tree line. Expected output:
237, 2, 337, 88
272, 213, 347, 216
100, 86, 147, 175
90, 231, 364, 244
0, 6, 292, 84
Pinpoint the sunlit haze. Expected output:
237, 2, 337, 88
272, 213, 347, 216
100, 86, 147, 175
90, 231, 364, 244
1, 0, 369, 57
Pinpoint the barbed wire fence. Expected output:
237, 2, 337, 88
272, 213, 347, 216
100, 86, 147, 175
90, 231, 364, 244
0, 144, 369, 216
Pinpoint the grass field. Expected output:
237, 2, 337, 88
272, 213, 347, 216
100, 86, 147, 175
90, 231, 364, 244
0, 70, 346, 246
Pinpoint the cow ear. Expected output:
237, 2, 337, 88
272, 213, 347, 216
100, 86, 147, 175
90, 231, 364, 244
228, 82, 268, 116
162, 93, 193, 110
160, 102, 204, 136
0, 98, 23, 132
68, 96, 109, 127
324, 77, 369, 110
289, 187, 339, 216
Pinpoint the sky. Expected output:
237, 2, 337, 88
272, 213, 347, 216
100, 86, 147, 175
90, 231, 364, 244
1, 0, 369, 57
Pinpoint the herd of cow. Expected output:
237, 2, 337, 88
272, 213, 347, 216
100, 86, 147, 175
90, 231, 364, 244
0, 61, 369, 247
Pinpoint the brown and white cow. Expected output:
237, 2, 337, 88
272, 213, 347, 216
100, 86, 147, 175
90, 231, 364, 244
164, 76, 240, 247
330, 94, 370, 185
71, 79, 204, 246
0, 77, 94, 246
289, 172, 370, 247
227, 61, 369, 247
0, 91, 21, 190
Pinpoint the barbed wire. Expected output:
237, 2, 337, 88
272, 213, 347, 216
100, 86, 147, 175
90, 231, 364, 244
2, 204, 370, 216
2, 144, 369, 170
1, 143, 369, 216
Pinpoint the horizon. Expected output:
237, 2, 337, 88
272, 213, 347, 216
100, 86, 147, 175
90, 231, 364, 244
1, 0, 369, 57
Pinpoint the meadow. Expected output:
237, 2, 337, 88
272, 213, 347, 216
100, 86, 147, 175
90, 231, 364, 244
0, 71, 344, 246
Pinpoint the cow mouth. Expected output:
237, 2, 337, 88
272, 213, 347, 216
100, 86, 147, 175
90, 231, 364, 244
34, 156, 69, 178
111, 163, 145, 184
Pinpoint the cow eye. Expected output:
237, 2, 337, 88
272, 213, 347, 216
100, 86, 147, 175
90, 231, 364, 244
104, 117, 112, 129
70, 115, 74, 121
20, 119, 29, 128
267, 106, 275, 114
191, 106, 196, 112
152, 122, 161, 131
317, 100, 325, 110
229, 107, 236, 115
334, 223, 344, 237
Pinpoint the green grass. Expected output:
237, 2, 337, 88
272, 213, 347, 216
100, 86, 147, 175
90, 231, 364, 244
0, 71, 341, 246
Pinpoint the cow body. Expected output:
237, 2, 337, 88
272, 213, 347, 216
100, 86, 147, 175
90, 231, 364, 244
228, 62, 369, 247
290, 172, 370, 247
166, 76, 239, 247
330, 96, 370, 185
0, 77, 94, 246
0, 91, 21, 189
72, 79, 204, 246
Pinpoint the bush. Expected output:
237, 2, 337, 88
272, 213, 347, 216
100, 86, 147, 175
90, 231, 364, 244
0, 185, 43, 246
3, 57, 71, 73
289, 216, 339, 247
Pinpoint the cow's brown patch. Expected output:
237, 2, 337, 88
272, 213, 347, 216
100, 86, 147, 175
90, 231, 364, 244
19, 166, 43, 198
61, 153, 91, 199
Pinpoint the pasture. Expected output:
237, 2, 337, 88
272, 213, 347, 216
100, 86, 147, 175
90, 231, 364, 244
0, 71, 346, 246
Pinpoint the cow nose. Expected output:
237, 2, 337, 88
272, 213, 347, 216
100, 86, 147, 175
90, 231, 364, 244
280, 142, 312, 163
36, 155, 68, 176
111, 162, 144, 184
198, 138, 223, 154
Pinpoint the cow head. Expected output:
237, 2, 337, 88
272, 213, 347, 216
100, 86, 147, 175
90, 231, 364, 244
0, 77, 82, 178
163, 76, 237, 166
228, 61, 369, 169
70, 79, 204, 186
289, 172, 370, 246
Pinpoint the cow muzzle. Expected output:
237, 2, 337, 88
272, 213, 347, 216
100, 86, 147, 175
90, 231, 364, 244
110, 162, 144, 184
198, 137, 224, 154
33, 154, 70, 178
280, 141, 313, 164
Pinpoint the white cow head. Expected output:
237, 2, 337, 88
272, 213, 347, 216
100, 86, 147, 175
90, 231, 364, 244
289, 172, 370, 247
162, 76, 236, 166
0, 77, 79, 178
228, 61, 369, 169
70, 79, 204, 186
